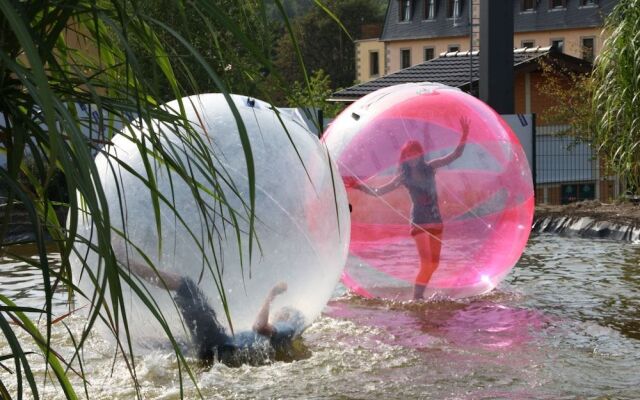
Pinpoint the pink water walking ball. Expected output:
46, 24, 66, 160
323, 82, 534, 300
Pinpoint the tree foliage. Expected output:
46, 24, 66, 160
286, 69, 344, 119
592, 0, 640, 192
265, 0, 316, 20
535, 59, 594, 139
274, 0, 385, 90
132, 0, 278, 100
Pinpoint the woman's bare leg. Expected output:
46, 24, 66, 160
112, 237, 182, 290
412, 226, 443, 299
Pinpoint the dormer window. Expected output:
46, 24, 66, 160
580, 0, 597, 6
424, 0, 436, 20
446, 0, 463, 18
549, 0, 566, 9
522, 0, 536, 11
400, 0, 412, 21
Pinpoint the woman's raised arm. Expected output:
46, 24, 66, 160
428, 116, 470, 169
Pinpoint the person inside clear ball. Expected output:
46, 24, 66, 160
349, 116, 470, 300
113, 242, 308, 367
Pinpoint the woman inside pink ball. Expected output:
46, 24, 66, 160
351, 117, 470, 299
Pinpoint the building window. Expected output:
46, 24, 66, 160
549, 0, 566, 9
400, 0, 412, 21
401, 49, 411, 68
522, 40, 535, 48
446, 0, 462, 18
581, 37, 594, 62
369, 51, 380, 76
580, 0, 597, 5
448, 45, 460, 52
551, 38, 564, 53
424, 0, 436, 19
522, 0, 536, 11
424, 47, 435, 61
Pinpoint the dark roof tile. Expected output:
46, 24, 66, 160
331, 47, 589, 101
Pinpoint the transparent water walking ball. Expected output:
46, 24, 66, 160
323, 83, 533, 299
70, 94, 350, 349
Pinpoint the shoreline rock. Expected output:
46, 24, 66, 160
0, 201, 67, 245
533, 200, 640, 242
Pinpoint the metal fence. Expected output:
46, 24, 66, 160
534, 124, 619, 205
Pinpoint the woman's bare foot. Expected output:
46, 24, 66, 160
413, 284, 426, 300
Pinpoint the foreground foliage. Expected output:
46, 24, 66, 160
0, 0, 322, 398
592, 0, 640, 192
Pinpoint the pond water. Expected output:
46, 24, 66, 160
1, 234, 640, 399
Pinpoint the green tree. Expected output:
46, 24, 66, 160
592, 0, 640, 193
286, 69, 344, 119
535, 59, 594, 139
274, 0, 385, 90
265, 0, 316, 20
133, 0, 278, 100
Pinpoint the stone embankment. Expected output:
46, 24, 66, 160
533, 200, 640, 242
0, 201, 67, 245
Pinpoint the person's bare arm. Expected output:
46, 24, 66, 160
112, 237, 182, 291
429, 116, 470, 169
253, 282, 287, 336
353, 174, 403, 196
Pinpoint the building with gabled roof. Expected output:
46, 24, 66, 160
356, 0, 617, 84
335, 46, 590, 113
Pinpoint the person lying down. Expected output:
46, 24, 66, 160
113, 242, 309, 367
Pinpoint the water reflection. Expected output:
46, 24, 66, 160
0, 245, 68, 311
326, 295, 550, 352
513, 234, 640, 341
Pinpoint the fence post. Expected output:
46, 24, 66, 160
532, 113, 537, 203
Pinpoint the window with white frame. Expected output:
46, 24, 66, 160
446, 0, 462, 18
550, 0, 566, 9
400, 0, 412, 21
424, 0, 436, 19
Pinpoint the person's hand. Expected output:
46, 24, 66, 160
459, 116, 471, 140
270, 281, 288, 297
343, 176, 360, 189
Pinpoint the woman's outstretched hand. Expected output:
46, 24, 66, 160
344, 176, 366, 191
343, 176, 359, 188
